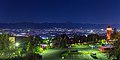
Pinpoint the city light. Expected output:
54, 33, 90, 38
0, 0, 118, 59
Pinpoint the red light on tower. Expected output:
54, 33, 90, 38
106, 26, 112, 40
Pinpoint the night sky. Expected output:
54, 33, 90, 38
0, 0, 120, 24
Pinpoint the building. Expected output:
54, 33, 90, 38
106, 26, 112, 40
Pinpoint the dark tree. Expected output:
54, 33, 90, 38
108, 32, 120, 60
80, 35, 87, 43
73, 34, 80, 43
87, 34, 99, 43
53, 34, 69, 48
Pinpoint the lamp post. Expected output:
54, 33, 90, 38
15, 42, 21, 57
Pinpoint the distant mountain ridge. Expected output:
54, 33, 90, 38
0, 22, 119, 29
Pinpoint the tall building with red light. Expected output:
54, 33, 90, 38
106, 26, 112, 40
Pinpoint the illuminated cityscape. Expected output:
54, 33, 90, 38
0, 0, 120, 60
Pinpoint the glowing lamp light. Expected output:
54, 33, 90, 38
15, 43, 20, 47
92, 52, 96, 54
62, 57, 64, 59
107, 28, 112, 30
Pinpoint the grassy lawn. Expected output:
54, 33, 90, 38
63, 45, 109, 60
41, 45, 110, 60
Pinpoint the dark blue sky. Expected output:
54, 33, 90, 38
0, 0, 120, 24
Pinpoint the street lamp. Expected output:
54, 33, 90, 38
15, 42, 20, 47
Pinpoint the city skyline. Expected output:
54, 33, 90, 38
0, 0, 120, 24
